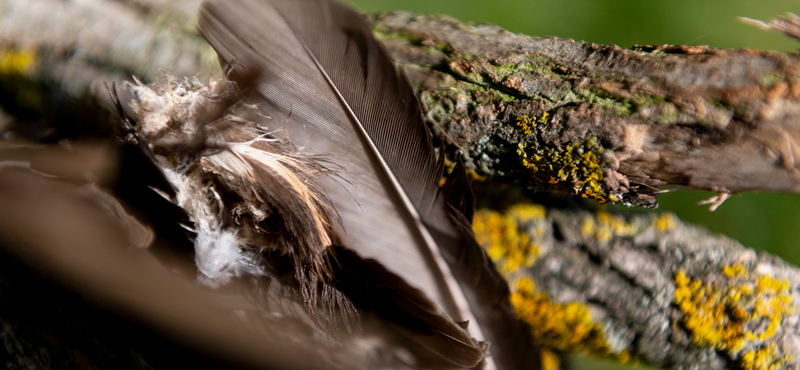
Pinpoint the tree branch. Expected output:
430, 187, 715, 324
372, 11, 800, 208
7, 1, 800, 208
472, 200, 800, 369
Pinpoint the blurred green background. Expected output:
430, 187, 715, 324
349, 0, 800, 368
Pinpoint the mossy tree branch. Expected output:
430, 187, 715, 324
7, 1, 800, 208
372, 11, 800, 208
3, 1, 800, 369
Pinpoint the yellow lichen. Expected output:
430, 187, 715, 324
465, 168, 486, 182
515, 114, 610, 202
580, 212, 638, 243
517, 112, 549, 135
581, 217, 595, 237
511, 278, 628, 361
473, 204, 545, 273
474, 204, 632, 363
674, 265, 795, 365
724, 264, 749, 278
540, 348, 561, 370
740, 344, 791, 370
439, 159, 486, 186
655, 213, 676, 231
0, 48, 36, 76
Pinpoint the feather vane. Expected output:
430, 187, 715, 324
197, 0, 541, 368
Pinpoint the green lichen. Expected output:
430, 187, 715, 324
428, 77, 516, 106
515, 114, 612, 202
489, 63, 522, 80
708, 98, 727, 109
575, 87, 632, 116
476, 87, 516, 103
657, 111, 679, 124
464, 71, 485, 84
631, 94, 669, 109
435, 41, 453, 53
548, 89, 581, 106
760, 73, 784, 88
488, 59, 562, 82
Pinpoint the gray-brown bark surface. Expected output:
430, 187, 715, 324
8, 1, 800, 208
373, 12, 800, 208
3, 1, 800, 369
471, 202, 800, 369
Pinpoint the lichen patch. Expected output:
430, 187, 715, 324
674, 265, 796, 369
0, 47, 36, 76
510, 278, 632, 362
473, 204, 545, 273
514, 114, 613, 202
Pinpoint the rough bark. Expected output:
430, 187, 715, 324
372, 12, 800, 208
471, 199, 800, 370
3, 1, 800, 369
7, 2, 800, 208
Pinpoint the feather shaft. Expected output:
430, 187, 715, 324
196, 0, 542, 367
293, 30, 480, 340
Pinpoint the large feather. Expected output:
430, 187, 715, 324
125, 74, 486, 368
198, 0, 539, 368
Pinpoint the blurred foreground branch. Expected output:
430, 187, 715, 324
3, 1, 800, 369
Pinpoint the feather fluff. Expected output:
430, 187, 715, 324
0, 142, 426, 369
127, 75, 345, 317
197, 0, 539, 368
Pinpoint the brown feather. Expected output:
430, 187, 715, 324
0, 141, 443, 369
197, 0, 538, 368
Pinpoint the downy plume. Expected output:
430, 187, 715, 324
127, 75, 343, 312
0, 141, 408, 370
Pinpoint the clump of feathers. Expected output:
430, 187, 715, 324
127, 75, 347, 316
1, 0, 541, 367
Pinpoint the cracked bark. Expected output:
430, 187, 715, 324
473, 202, 800, 370
7, 1, 800, 207
3, 1, 800, 369
373, 12, 800, 208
